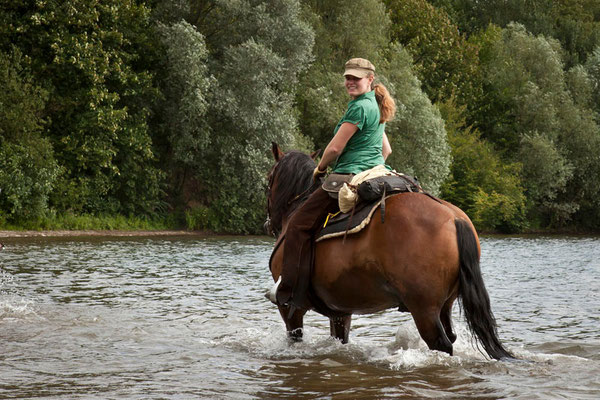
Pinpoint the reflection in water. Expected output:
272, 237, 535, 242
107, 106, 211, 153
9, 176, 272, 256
0, 235, 599, 398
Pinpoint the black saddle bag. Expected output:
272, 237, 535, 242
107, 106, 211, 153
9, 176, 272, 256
357, 174, 421, 203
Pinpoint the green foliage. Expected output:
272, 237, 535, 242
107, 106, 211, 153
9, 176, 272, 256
475, 24, 566, 150
471, 189, 526, 233
0, 47, 60, 221
548, 0, 600, 66
431, 0, 554, 36
1, 0, 164, 217
585, 46, 600, 116
2, 0, 600, 233
153, 19, 214, 208
566, 64, 595, 109
439, 99, 526, 232
155, 21, 213, 167
180, 0, 315, 233
184, 206, 211, 231
384, 0, 482, 106
473, 23, 600, 227
433, 0, 600, 67
0, 139, 60, 221
0, 212, 175, 232
382, 45, 451, 195
519, 134, 573, 205
554, 99, 600, 227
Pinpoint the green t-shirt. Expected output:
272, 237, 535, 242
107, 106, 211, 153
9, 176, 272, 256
332, 90, 387, 174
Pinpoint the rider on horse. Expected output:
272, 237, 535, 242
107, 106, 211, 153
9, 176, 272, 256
267, 58, 396, 309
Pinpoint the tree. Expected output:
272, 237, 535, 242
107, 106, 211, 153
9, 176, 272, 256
384, 0, 482, 106
474, 23, 600, 227
585, 46, 600, 116
1, 0, 164, 216
382, 44, 451, 194
170, 0, 316, 232
0, 47, 60, 221
438, 98, 526, 232
432, 0, 600, 67
154, 20, 214, 204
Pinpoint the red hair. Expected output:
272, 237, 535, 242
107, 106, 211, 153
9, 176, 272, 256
373, 83, 396, 123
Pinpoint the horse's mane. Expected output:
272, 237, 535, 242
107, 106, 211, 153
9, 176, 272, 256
269, 150, 316, 229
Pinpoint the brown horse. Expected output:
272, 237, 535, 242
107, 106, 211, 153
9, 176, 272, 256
265, 142, 513, 360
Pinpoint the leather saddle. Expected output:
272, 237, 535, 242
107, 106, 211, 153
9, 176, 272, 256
316, 173, 422, 241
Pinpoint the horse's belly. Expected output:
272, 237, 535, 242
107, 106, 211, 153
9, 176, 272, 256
313, 280, 404, 314
312, 260, 406, 314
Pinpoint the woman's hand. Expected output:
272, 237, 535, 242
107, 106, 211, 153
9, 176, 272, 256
313, 165, 327, 182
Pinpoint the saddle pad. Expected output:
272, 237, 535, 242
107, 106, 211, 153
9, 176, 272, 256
316, 198, 383, 242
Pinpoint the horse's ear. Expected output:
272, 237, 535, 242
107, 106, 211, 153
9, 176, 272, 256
272, 142, 284, 161
310, 149, 321, 160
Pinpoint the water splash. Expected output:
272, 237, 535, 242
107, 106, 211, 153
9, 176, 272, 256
0, 297, 38, 321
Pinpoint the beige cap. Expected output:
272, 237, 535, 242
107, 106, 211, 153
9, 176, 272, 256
343, 58, 375, 78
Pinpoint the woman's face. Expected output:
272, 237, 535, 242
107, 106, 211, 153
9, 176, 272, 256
344, 74, 373, 98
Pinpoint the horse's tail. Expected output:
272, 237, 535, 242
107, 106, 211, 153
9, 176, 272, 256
455, 219, 514, 360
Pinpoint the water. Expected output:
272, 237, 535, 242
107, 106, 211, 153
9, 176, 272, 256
1, 234, 599, 399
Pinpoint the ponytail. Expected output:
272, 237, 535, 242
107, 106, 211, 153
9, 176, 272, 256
373, 83, 396, 123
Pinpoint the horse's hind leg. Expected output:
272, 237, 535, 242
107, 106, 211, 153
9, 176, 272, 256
412, 311, 453, 355
278, 306, 307, 342
329, 315, 352, 343
441, 299, 457, 344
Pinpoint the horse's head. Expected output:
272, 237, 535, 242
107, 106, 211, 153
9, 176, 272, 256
265, 142, 320, 237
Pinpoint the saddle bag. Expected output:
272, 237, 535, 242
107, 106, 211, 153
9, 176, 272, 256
357, 175, 421, 203
322, 173, 353, 199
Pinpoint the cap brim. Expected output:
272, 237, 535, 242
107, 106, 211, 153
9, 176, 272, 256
343, 68, 370, 78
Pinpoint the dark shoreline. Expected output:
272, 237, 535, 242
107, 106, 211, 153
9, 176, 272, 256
0, 230, 210, 238
1, 229, 597, 239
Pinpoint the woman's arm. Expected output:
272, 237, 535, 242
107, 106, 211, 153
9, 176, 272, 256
316, 122, 358, 171
382, 132, 392, 160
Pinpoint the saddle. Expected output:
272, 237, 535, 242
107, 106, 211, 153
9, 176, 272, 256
316, 172, 422, 242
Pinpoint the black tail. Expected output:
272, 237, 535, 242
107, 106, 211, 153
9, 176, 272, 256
455, 219, 514, 360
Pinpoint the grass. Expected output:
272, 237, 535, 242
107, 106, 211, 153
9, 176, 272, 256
0, 212, 182, 232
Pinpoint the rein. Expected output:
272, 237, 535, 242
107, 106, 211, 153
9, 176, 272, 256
286, 182, 318, 206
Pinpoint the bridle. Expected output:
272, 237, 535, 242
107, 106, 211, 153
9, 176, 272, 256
264, 162, 279, 238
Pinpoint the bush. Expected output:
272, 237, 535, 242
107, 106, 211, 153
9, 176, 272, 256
0, 48, 60, 222
439, 99, 526, 232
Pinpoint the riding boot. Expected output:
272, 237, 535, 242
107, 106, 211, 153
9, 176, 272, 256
273, 187, 337, 309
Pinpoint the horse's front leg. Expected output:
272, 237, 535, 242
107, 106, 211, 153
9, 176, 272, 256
330, 315, 352, 343
278, 306, 307, 342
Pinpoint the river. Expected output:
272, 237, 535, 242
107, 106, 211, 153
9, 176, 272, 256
1, 234, 599, 399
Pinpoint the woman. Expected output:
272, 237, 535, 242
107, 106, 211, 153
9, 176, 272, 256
269, 57, 396, 308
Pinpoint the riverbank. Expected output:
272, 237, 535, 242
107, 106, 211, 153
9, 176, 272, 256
1, 228, 597, 239
0, 230, 210, 238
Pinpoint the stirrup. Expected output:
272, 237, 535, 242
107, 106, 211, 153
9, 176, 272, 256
265, 276, 282, 304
